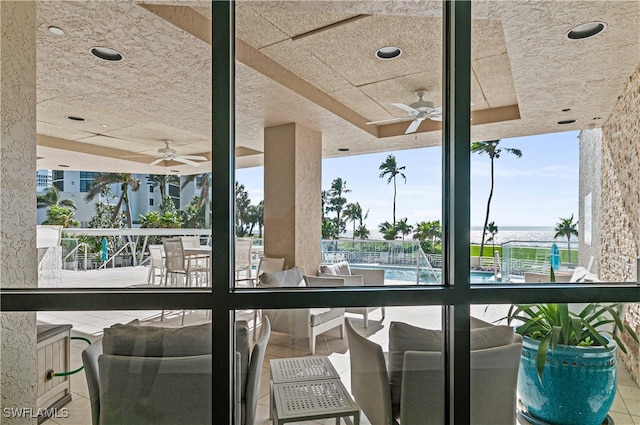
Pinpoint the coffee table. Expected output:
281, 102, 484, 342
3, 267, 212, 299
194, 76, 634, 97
270, 356, 360, 424
272, 379, 360, 425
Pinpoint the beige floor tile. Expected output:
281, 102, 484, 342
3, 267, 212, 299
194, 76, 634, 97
610, 411, 635, 425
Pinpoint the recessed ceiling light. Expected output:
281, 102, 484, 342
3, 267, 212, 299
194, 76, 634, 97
593, 117, 602, 120
90, 46, 124, 62
375, 46, 402, 60
100, 124, 109, 128
67, 115, 85, 122
58, 164, 70, 168
48, 26, 65, 36
557, 119, 576, 125
562, 108, 571, 112
566, 22, 606, 40
170, 170, 180, 173
338, 148, 350, 152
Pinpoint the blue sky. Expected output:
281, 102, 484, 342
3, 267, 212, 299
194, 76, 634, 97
236, 130, 579, 233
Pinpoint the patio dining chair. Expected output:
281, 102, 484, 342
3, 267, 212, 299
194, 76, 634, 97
235, 237, 253, 282
162, 238, 210, 324
147, 244, 165, 286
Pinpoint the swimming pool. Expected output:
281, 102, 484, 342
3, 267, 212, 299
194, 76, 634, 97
353, 265, 499, 284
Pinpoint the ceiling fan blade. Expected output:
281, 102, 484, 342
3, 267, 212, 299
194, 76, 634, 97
428, 114, 443, 122
405, 118, 423, 134
174, 157, 202, 167
150, 158, 165, 165
178, 155, 208, 161
391, 103, 419, 115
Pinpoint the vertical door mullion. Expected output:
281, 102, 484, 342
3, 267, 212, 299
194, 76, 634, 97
442, 1, 472, 424
211, 1, 235, 424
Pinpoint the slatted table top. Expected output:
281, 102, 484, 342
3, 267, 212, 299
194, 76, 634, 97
272, 379, 359, 425
270, 356, 339, 384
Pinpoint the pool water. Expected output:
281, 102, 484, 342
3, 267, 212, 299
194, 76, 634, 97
354, 265, 499, 284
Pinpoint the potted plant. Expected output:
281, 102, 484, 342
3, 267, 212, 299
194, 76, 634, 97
507, 289, 638, 425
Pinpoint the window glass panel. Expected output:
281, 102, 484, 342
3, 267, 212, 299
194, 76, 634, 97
0, 310, 212, 423
475, 302, 640, 425
238, 306, 443, 425
234, 2, 443, 289
470, 2, 640, 284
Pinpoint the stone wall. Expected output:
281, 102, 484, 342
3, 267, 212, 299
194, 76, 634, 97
599, 64, 640, 383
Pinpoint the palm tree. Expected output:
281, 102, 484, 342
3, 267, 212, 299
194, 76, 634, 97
182, 173, 212, 227
85, 173, 141, 228
181, 173, 211, 211
554, 214, 579, 263
378, 154, 406, 225
327, 178, 351, 236
354, 224, 370, 240
378, 221, 398, 241
37, 186, 76, 210
342, 202, 363, 240
146, 174, 179, 199
43, 205, 79, 228
486, 221, 499, 254
395, 217, 413, 240
471, 140, 522, 257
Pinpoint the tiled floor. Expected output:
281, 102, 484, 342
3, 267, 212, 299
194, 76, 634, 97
37, 266, 640, 425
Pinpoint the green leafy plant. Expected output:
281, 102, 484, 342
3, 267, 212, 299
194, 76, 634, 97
507, 302, 638, 380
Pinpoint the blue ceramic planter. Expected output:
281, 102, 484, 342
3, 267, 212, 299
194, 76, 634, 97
518, 335, 617, 425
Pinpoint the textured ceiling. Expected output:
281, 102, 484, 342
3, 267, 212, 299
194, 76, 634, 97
33, 1, 640, 173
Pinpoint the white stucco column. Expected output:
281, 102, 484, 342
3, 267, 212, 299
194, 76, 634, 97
1, 2, 38, 423
263, 123, 322, 275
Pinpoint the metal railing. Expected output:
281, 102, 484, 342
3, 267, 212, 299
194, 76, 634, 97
320, 239, 440, 284
99, 242, 137, 269
62, 242, 90, 271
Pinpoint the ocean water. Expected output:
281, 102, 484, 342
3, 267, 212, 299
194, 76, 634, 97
470, 226, 557, 245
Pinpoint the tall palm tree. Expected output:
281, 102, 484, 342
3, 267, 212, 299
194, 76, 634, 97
37, 186, 76, 210
378, 154, 406, 225
471, 140, 522, 257
554, 214, 579, 263
85, 173, 141, 228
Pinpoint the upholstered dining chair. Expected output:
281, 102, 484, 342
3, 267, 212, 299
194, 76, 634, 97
345, 318, 523, 425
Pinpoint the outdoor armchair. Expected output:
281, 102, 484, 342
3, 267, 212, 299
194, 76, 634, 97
260, 268, 345, 354
319, 261, 385, 327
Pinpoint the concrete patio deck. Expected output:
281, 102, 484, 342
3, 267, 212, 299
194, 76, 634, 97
37, 266, 640, 425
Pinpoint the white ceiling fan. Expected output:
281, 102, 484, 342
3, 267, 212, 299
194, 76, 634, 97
124, 140, 207, 167
367, 89, 442, 134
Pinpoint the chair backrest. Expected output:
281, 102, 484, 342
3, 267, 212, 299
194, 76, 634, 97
345, 318, 394, 425
162, 238, 185, 273
400, 341, 522, 425
148, 245, 164, 268
244, 316, 271, 425
235, 237, 253, 270
179, 236, 201, 249
36, 224, 62, 248
256, 257, 285, 276
98, 354, 212, 424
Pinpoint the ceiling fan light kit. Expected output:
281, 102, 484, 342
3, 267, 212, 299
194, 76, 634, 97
367, 89, 442, 134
